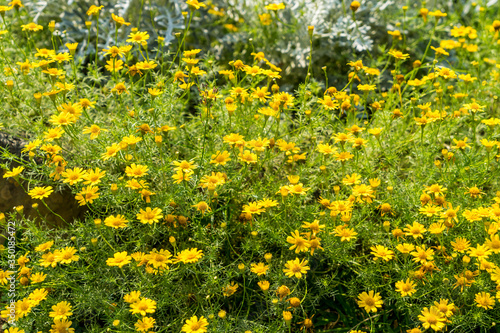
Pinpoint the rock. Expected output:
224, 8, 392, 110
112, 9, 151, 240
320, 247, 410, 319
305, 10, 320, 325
0, 131, 86, 235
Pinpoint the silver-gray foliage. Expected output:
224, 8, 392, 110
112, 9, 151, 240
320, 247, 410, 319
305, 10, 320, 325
23, 0, 185, 60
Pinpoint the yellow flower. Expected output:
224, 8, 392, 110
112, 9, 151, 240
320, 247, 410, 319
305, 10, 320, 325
43, 127, 65, 142
0, 6, 13, 15
86, 5, 104, 16
148, 88, 163, 98
124, 291, 141, 303
61, 167, 86, 185
356, 290, 383, 313
50, 52, 72, 63
451, 137, 470, 150
317, 95, 339, 110
370, 245, 394, 261
125, 163, 149, 178
468, 244, 492, 260
357, 84, 376, 91
333, 225, 358, 242
49, 112, 77, 126
431, 46, 449, 56
396, 243, 415, 254
55, 246, 79, 264
250, 262, 269, 276
404, 222, 426, 239
21, 22, 43, 32
127, 31, 150, 44
101, 143, 121, 160
136, 60, 157, 71
111, 13, 131, 26
210, 151, 231, 166
28, 186, 53, 200
106, 251, 132, 268
75, 186, 99, 206
181, 316, 208, 333
66, 42, 78, 54
104, 215, 128, 229
433, 299, 455, 318
239, 150, 258, 164
129, 298, 157, 316
145, 249, 172, 269
28, 288, 48, 304
186, 0, 207, 10
242, 202, 265, 215
35, 241, 54, 252
3, 166, 24, 178
418, 306, 446, 331
135, 317, 155, 332
388, 30, 402, 39
428, 10, 447, 18
265, 3, 285, 11
83, 124, 107, 140
222, 281, 239, 296
172, 170, 193, 184
395, 279, 417, 297
193, 201, 211, 215
136, 207, 163, 224
388, 50, 410, 60
259, 13, 272, 25
172, 160, 198, 172
105, 59, 124, 72
411, 245, 434, 264
175, 248, 204, 264
286, 230, 310, 253
283, 258, 310, 278
49, 301, 73, 321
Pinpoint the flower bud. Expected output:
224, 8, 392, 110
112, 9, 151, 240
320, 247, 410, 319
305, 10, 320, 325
288, 297, 301, 308
34, 92, 42, 105
48, 20, 55, 32
283, 311, 293, 325
5, 80, 13, 91
307, 25, 314, 37
258, 280, 270, 292
383, 221, 391, 232
350, 1, 361, 12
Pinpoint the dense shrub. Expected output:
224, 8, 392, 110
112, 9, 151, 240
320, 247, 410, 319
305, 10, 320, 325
1, 1, 500, 333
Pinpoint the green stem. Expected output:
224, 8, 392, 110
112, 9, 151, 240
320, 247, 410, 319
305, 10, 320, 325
167, 12, 193, 72
95, 15, 100, 71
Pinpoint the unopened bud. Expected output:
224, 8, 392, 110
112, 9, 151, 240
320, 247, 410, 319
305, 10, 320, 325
350, 1, 361, 12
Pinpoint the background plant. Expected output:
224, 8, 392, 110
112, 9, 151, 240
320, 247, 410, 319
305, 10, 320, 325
0, 1, 500, 333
